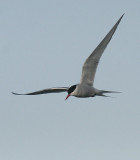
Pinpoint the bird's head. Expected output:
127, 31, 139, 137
65, 85, 77, 100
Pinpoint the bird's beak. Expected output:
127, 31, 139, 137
65, 94, 70, 100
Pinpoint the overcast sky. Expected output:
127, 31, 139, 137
0, 0, 140, 160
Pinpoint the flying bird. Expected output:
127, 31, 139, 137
12, 14, 124, 100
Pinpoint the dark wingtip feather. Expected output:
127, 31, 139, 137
11, 92, 24, 95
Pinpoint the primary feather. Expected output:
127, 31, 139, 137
80, 14, 124, 86
12, 87, 68, 95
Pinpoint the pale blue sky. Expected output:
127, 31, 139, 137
0, 0, 140, 160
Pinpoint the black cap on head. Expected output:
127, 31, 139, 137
68, 85, 76, 94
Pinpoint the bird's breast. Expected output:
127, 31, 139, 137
71, 85, 95, 97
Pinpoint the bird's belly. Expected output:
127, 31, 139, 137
75, 95, 91, 98
74, 86, 95, 98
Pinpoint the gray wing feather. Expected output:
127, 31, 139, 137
12, 87, 68, 95
80, 14, 124, 86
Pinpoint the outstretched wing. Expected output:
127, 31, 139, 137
80, 14, 124, 86
12, 87, 69, 95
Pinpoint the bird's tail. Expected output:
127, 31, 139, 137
101, 90, 121, 94
99, 90, 122, 98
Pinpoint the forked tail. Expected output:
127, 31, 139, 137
99, 90, 122, 98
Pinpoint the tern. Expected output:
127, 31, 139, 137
12, 14, 124, 100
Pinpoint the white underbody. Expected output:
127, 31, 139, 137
70, 84, 101, 98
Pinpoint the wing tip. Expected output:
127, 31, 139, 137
120, 13, 125, 20
122, 13, 125, 17
11, 92, 24, 95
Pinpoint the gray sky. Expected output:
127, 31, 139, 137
0, 0, 140, 160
